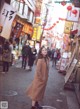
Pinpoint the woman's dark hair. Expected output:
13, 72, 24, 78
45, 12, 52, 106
37, 46, 47, 59
35, 46, 49, 64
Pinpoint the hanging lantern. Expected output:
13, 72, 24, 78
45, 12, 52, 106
56, 21, 59, 23
72, 9, 78, 17
61, 0, 66, 6
67, 5, 72, 11
67, 5, 72, 16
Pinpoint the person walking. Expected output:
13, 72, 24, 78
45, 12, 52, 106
2, 41, 11, 73
0, 42, 3, 62
28, 46, 37, 71
21, 42, 31, 69
52, 49, 58, 66
26, 46, 49, 109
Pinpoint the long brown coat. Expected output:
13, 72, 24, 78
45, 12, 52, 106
26, 58, 49, 101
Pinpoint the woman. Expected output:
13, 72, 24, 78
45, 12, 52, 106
26, 46, 49, 109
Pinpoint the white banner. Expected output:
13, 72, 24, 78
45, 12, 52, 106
0, 3, 16, 39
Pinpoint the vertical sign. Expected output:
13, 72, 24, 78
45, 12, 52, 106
64, 21, 73, 34
0, 3, 16, 39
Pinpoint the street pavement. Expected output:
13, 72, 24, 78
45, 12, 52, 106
0, 60, 80, 109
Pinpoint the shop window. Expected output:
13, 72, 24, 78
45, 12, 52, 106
27, 7, 31, 20
23, 4, 28, 19
19, 2, 24, 15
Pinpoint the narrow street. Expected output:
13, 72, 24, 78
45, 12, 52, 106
0, 60, 79, 109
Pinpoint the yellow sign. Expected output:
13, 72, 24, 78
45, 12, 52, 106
22, 24, 33, 35
32, 27, 37, 40
37, 26, 41, 41
35, 18, 41, 24
32, 26, 42, 41
64, 21, 73, 34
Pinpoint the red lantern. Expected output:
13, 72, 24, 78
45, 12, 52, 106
54, 23, 56, 26
61, 1, 66, 6
72, 9, 78, 17
56, 21, 59, 23
67, 6, 72, 11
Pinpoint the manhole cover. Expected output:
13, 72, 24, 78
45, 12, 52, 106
4, 90, 18, 96
42, 106, 56, 109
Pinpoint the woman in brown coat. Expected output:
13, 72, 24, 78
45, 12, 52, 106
26, 46, 49, 109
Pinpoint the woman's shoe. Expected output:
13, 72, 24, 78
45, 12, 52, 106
35, 102, 43, 109
31, 106, 37, 109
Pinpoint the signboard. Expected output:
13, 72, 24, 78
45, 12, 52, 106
37, 26, 42, 41
32, 26, 41, 41
22, 24, 33, 35
34, 0, 42, 17
65, 39, 79, 84
65, 59, 77, 83
35, 17, 41, 24
13, 22, 23, 38
0, 3, 16, 39
64, 21, 73, 34
67, 7, 79, 22
32, 27, 37, 40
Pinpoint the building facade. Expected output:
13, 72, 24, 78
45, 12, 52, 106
10, 0, 36, 24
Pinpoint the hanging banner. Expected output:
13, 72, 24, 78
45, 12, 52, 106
66, 7, 79, 22
0, 3, 16, 39
35, 0, 42, 17
32, 27, 37, 40
32, 26, 41, 41
13, 22, 23, 38
64, 21, 73, 34
22, 24, 33, 35
37, 26, 42, 41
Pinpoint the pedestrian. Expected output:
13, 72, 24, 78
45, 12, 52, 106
21, 42, 31, 69
47, 47, 52, 59
52, 49, 57, 66
0, 42, 3, 62
2, 41, 11, 73
9, 41, 13, 66
57, 49, 61, 61
26, 46, 49, 109
28, 46, 37, 71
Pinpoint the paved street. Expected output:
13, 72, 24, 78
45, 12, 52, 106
0, 60, 80, 109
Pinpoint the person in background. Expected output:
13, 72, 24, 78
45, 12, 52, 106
28, 46, 37, 71
26, 46, 49, 109
21, 42, 31, 69
52, 49, 58, 66
47, 47, 52, 59
57, 49, 61, 61
9, 41, 13, 66
0, 42, 3, 62
2, 41, 11, 74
